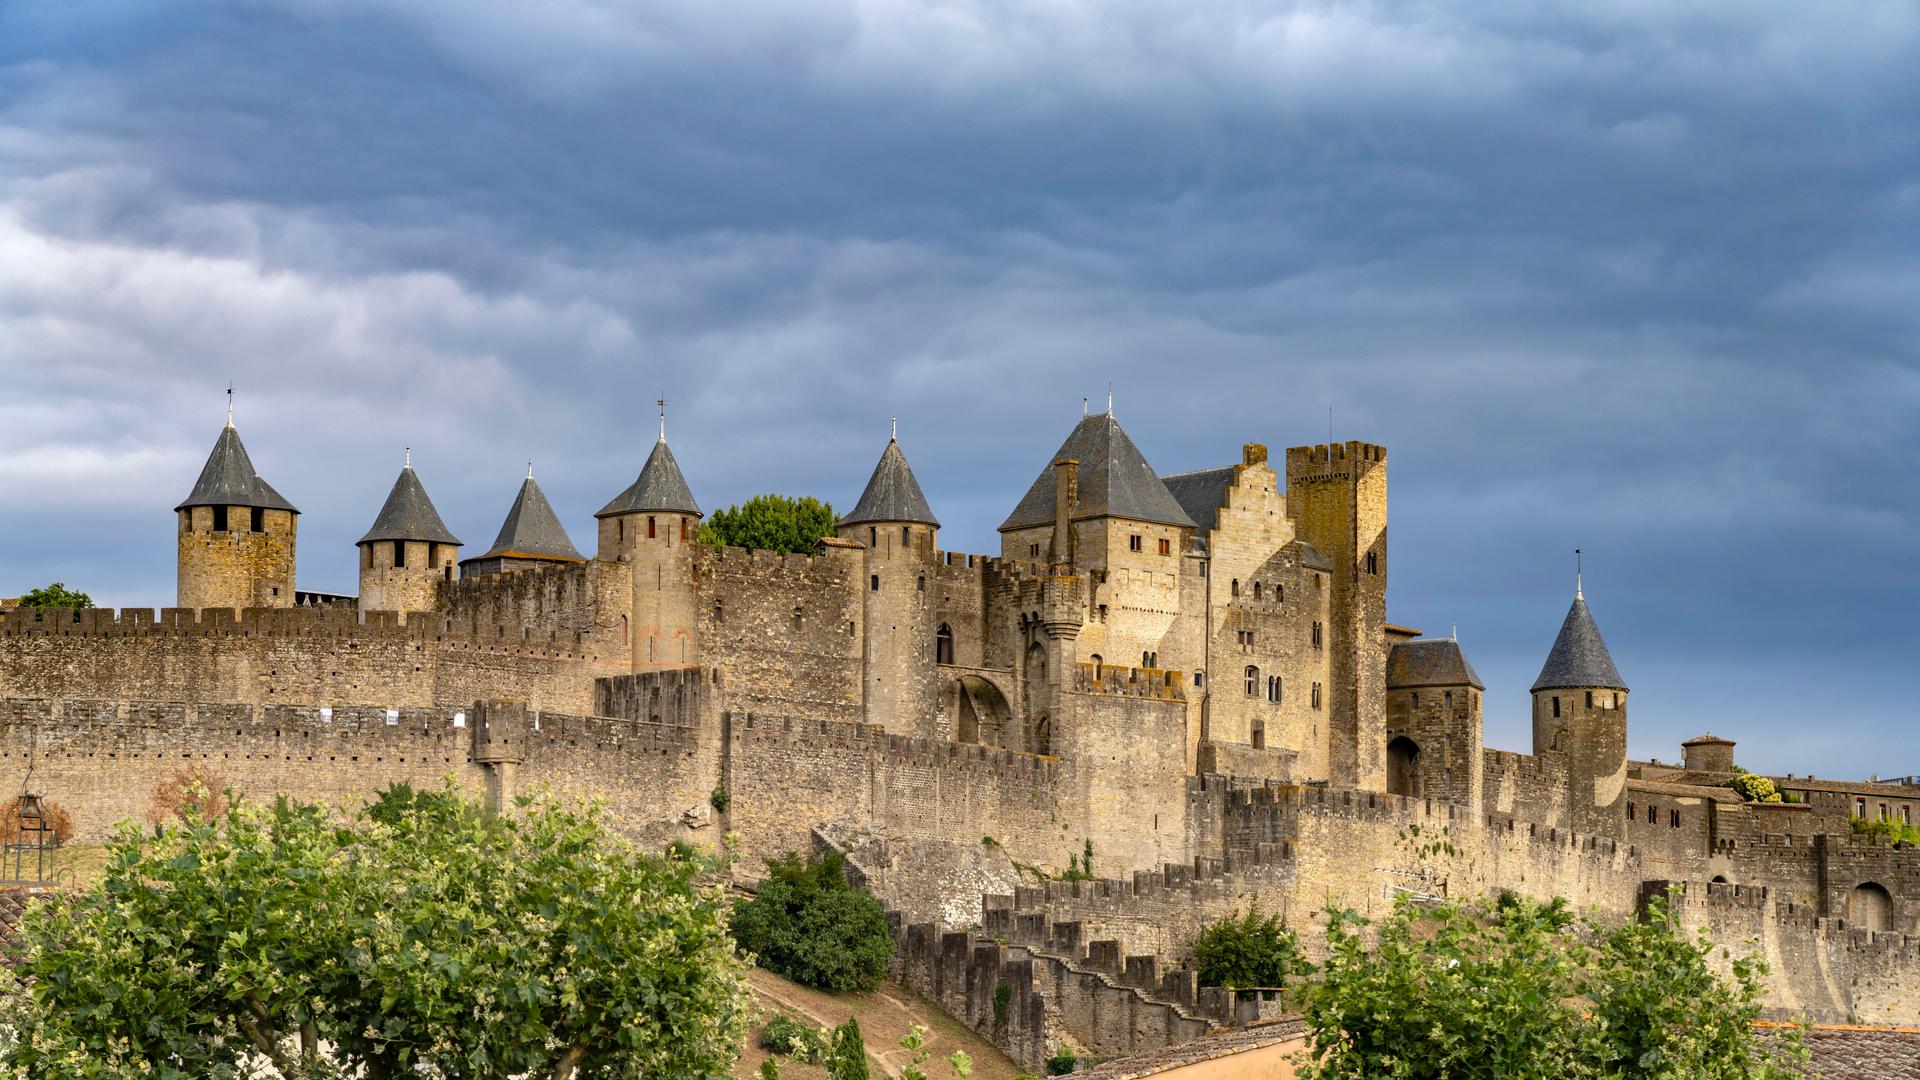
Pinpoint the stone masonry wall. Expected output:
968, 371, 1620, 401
695, 546, 865, 725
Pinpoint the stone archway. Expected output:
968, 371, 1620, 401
949, 675, 1013, 747
1848, 882, 1893, 932
1387, 736, 1421, 797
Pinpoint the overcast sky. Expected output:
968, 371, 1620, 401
2, 1, 1915, 778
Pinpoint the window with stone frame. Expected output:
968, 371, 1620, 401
1244, 666, 1259, 696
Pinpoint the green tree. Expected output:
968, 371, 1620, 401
1724, 773, 1783, 803
17, 582, 92, 611
1296, 890, 1805, 1079
1189, 904, 1313, 990
732, 851, 894, 992
699, 494, 837, 554
0, 783, 752, 1079
826, 1017, 870, 1080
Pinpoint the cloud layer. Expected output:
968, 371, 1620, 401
2, 0, 1916, 777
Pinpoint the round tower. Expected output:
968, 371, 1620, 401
175, 407, 299, 611
595, 418, 702, 670
357, 449, 461, 614
836, 427, 941, 737
1531, 578, 1629, 836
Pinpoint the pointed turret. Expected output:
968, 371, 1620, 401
838, 438, 939, 529
461, 467, 586, 577
596, 439, 701, 520
357, 450, 460, 613
998, 413, 1194, 534
1531, 581, 1629, 836
176, 411, 298, 610
1530, 595, 1627, 692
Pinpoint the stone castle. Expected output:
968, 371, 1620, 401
4, 407, 1918, 1066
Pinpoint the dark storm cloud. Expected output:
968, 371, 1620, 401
1, 0, 1915, 776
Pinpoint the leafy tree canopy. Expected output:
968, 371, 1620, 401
1190, 904, 1313, 990
18, 582, 92, 611
732, 851, 894, 992
1297, 890, 1806, 1079
1724, 773, 1783, 803
699, 495, 837, 555
0, 783, 751, 1079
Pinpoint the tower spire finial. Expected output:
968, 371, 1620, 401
890, 416, 897, 441
527, 459, 535, 480
226, 383, 234, 429
1082, 395, 1089, 417
1575, 548, 1584, 600
1106, 383, 1113, 417
404, 445, 412, 469
657, 396, 667, 442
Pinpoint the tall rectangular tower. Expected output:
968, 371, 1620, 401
1284, 441, 1388, 791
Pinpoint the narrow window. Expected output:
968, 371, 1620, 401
1311, 621, 1323, 647
1194, 672, 1204, 687
917, 575, 925, 592
1585, 690, 1593, 708
1366, 551, 1377, 574
1130, 535, 1143, 552
1253, 582, 1262, 600
714, 602, 723, 624
1244, 666, 1259, 697
870, 575, 880, 591
1276, 584, 1284, 602
792, 607, 803, 632
1158, 537, 1171, 556
870, 527, 877, 546
1090, 653, 1103, 678
619, 615, 629, 646
681, 518, 689, 542
1670, 809, 1680, 828
1627, 802, 1636, 821
1857, 798, 1868, 818
617, 519, 625, 542
1903, 806, 1912, 825
1273, 676, 1284, 704
1098, 604, 1108, 623
1030, 543, 1041, 558
251, 507, 265, 532
1412, 692, 1420, 709
1552, 696, 1561, 719
1231, 579, 1240, 597
1251, 721, 1266, 750
212, 505, 229, 532
1312, 682, 1322, 709
393, 540, 407, 568
1444, 691, 1453, 711
935, 625, 954, 664
1881, 803, 1890, 823
1648, 805, 1657, 823
902, 526, 911, 544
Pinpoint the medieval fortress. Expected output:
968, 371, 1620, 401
4, 408, 1918, 1064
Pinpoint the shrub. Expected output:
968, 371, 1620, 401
710, 786, 731, 812
760, 1013, 826, 1061
0, 795, 72, 847
826, 1017, 870, 1080
1851, 816, 1920, 845
699, 494, 837, 554
733, 851, 894, 991
1723, 773, 1783, 803
1046, 1045, 1080, 1075
1296, 889, 1805, 1079
1191, 904, 1312, 990
145, 765, 231, 827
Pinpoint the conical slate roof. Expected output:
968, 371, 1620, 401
999, 414, 1195, 532
358, 464, 461, 546
468, 475, 584, 563
175, 424, 299, 514
1388, 638, 1486, 690
838, 439, 939, 528
1531, 595, 1627, 692
596, 438, 701, 518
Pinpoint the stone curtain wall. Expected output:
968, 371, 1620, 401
0, 607, 605, 715
1656, 879, 1920, 1024
696, 546, 865, 726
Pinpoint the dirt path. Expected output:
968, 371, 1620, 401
741, 969, 1026, 1079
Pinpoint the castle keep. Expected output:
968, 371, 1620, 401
6, 405, 1919, 1064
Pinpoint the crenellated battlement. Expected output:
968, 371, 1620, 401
1075, 662, 1185, 701
0, 605, 597, 658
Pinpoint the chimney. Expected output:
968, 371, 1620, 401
1050, 458, 1079, 567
